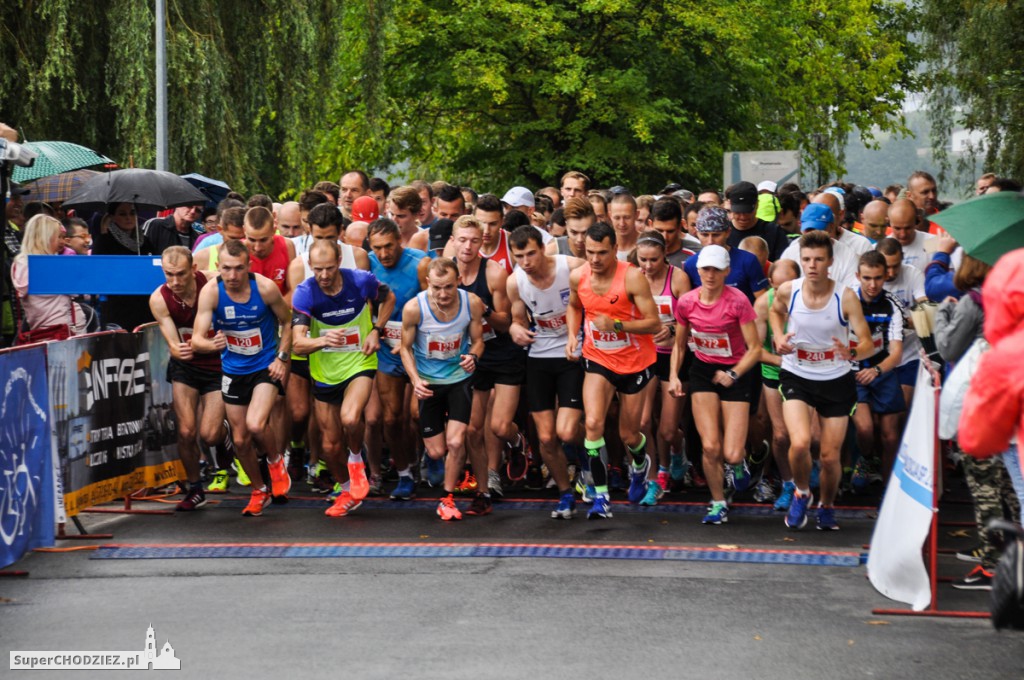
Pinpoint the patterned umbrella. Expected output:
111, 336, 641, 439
11, 141, 114, 183
22, 169, 101, 204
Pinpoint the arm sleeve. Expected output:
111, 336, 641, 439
925, 253, 961, 303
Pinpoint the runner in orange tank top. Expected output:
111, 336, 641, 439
244, 207, 296, 295
566, 223, 661, 518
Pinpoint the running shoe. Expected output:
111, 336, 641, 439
628, 455, 651, 504
638, 481, 661, 506
311, 467, 335, 494
587, 493, 613, 520
669, 453, 688, 481
609, 466, 625, 492
731, 460, 753, 493
524, 464, 544, 491
785, 491, 813, 530
368, 473, 384, 497
702, 501, 728, 525
551, 491, 576, 519
581, 483, 595, 504
241, 488, 271, 517
206, 470, 229, 494
753, 477, 776, 504
425, 456, 446, 488
809, 461, 820, 490
507, 435, 529, 481
437, 494, 463, 521
325, 491, 362, 517
466, 493, 493, 516
691, 469, 707, 488
268, 456, 292, 498
348, 459, 370, 501
956, 545, 984, 564
487, 469, 504, 499
327, 483, 343, 501
390, 475, 416, 501
456, 470, 479, 495
656, 470, 671, 496
233, 458, 251, 487
816, 505, 840, 531
951, 565, 994, 591
176, 487, 207, 511
774, 481, 796, 512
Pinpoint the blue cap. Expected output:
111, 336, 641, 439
800, 203, 834, 232
867, 186, 883, 198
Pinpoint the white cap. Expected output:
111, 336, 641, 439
696, 244, 730, 270
757, 180, 777, 193
501, 186, 535, 208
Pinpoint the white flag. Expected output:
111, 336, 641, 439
867, 362, 935, 611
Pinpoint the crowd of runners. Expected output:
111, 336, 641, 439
6, 168, 1022, 590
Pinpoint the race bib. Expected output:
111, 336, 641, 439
381, 320, 403, 348
323, 326, 362, 352
691, 330, 732, 357
178, 326, 194, 343
796, 346, 839, 368
481, 319, 497, 342
588, 322, 629, 350
427, 333, 463, 360
224, 328, 264, 356
653, 295, 674, 325
535, 311, 567, 337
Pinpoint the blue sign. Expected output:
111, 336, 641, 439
0, 345, 56, 568
27, 255, 167, 295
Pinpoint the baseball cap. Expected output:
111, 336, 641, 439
800, 203, 834, 232
696, 206, 731, 233
867, 186, 884, 199
351, 195, 379, 222
823, 186, 846, 211
696, 245, 730, 270
727, 181, 757, 213
501, 186, 534, 208
660, 182, 682, 195
757, 180, 777, 193
428, 218, 454, 253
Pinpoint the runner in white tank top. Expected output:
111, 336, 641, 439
769, 228, 874, 532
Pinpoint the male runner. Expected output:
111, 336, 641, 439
148, 246, 232, 510
292, 239, 395, 517
508, 225, 587, 518
769, 229, 874, 531
566, 222, 661, 518
399, 258, 485, 521
245, 206, 296, 295
367, 218, 427, 499
192, 239, 294, 517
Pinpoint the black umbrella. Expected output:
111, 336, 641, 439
63, 168, 208, 213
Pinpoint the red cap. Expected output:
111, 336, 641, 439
351, 195, 379, 222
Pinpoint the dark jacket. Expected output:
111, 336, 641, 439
143, 216, 197, 254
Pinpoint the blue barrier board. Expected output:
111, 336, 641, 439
27, 255, 167, 295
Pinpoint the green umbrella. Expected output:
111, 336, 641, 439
930, 191, 1024, 266
11, 141, 114, 183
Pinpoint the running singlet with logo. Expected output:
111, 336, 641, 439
578, 260, 655, 374
514, 255, 578, 359
370, 247, 426, 373
851, 287, 904, 369
458, 256, 521, 368
160, 270, 221, 373
674, 284, 756, 365
413, 288, 472, 385
250, 234, 291, 294
652, 265, 680, 354
481, 229, 513, 275
213, 273, 279, 374
780, 277, 850, 381
292, 269, 379, 386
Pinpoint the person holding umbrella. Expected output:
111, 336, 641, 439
93, 202, 155, 331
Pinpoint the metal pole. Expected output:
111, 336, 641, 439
155, 0, 168, 172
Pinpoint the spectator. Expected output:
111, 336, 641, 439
94, 202, 155, 330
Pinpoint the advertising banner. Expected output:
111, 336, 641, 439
0, 345, 56, 568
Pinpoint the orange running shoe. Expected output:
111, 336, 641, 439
455, 470, 478, 495
436, 494, 463, 521
325, 491, 363, 517
348, 460, 370, 501
241, 487, 271, 517
268, 455, 292, 498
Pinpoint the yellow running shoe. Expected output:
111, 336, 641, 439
206, 470, 229, 494
234, 458, 251, 487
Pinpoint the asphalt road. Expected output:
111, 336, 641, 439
2, 482, 1021, 679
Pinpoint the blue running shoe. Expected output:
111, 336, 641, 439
581, 483, 595, 504
669, 453, 689, 481
809, 461, 820, 490
702, 501, 728, 525
816, 505, 840, 531
785, 491, 813, 530
731, 461, 753, 493
426, 456, 445, 487
587, 494, 612, 520
628, 455, 650, 504
774, 481, 796, 512
390, 476, 416, 501
851, 458, 872, 493
639, 481, 661, 506
551, 491, 576, 519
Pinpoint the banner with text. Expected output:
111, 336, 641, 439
0, 345, 56, 568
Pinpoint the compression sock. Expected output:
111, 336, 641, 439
627, 433, 648, 469
585, 437, 608, 494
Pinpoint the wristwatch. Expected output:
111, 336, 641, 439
725, 369, 739, 381
467, 352, 479, 364
850, 346, 858, 359
371, 325, 384, 336
483, 306, 493, 318
874, 365, 883, 376
276, 350, 291, 362
613, 319, 624, 332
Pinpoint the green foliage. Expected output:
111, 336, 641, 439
0, 1, 917, 195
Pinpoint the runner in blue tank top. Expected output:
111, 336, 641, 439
192, 240, 294, 518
